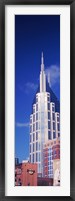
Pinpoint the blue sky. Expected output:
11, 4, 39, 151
15, 15, 60, 163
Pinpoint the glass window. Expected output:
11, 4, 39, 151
33, 108, 35, 113
33, 154, 34, 163
36, 142, 38, 151
36, 132, 38, 140
36, 122, 38, 130
48, 121, 50, 129
47, 96, 50, 102
52, 113, 55, 121
36, 113, 38, 121
53, 122, 55, 130
53, 132, 56, 139
58, 132, 60, 137
36, 153, 38, 162
33, 114, 35, 122
33, 133, 35, 142
36, 104, 38, 112
57, 116, 59, 122
48, 112, 50, 120
38, 153, 40, 162
48, 131, 51, 140
33, 124, 35, 132
30, 155, 31, 162
33, 143, 35, 152
57, 123, 60, 131
52, 106, 55, 112
48, 103, 50, 110
30, 118, 32, 124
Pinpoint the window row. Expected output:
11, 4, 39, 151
32, 102, 51, 114
48, 166, 53, 170
30, 132, 40, 142
48, 171, 53, 174
30, 142, 41, 152
30, 152, 41, 162
48, 157, 53, 161
30, 112, 56, 125
30, 122, 59, 134
30, 122, 41, 132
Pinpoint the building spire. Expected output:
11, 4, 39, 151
41, 52, 44, 71
40, 52, 46, 92
41, 52, 44, 64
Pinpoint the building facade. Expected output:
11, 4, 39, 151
53, 159, 60, 186
43, 138, 60, 179
15, 161, 37, 186
29, 53, 60, 176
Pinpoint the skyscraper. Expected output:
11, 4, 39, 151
29, 53, 60, 177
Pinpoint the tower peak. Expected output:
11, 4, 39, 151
41, 52, 44, 71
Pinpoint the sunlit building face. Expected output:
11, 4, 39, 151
29, 53, 60, 177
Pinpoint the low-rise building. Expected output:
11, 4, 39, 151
15, 161, 37, 186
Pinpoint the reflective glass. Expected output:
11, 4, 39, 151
57, 123, 60, 131
57, 116, 59, 122
48, 130, 51, 139
36, 153, 38, 162
58, 132, 60, 137
52, 106, 55, 112
36, 122, 38, 130
52, 113, 55, 120
36, 104, 38, 112
33, 114, 35, 122
48, 121, 50, 129
53, 131, 56, 139
33, 143, 35, 152
33, 154, 34, 162
36, 132, 38, 140
48, 103, 50, 110
48, 112, 50, 120
53, 122, 55, 130
47, 96, 50, 102
30, 118, 32, 124
33, 124, 35, 132
36, 142, 38, 151
33, 133, 35, 142
36, 113, 38, 121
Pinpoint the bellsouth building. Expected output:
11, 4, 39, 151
29, 53, 60, 177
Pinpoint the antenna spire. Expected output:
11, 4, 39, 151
41, 52, 44, 71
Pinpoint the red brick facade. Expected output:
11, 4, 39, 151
43, 138, 60, 178
15, 162, 37, 186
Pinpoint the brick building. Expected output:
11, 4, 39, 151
15, 161, 37, 186
43, 138, 60, 179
